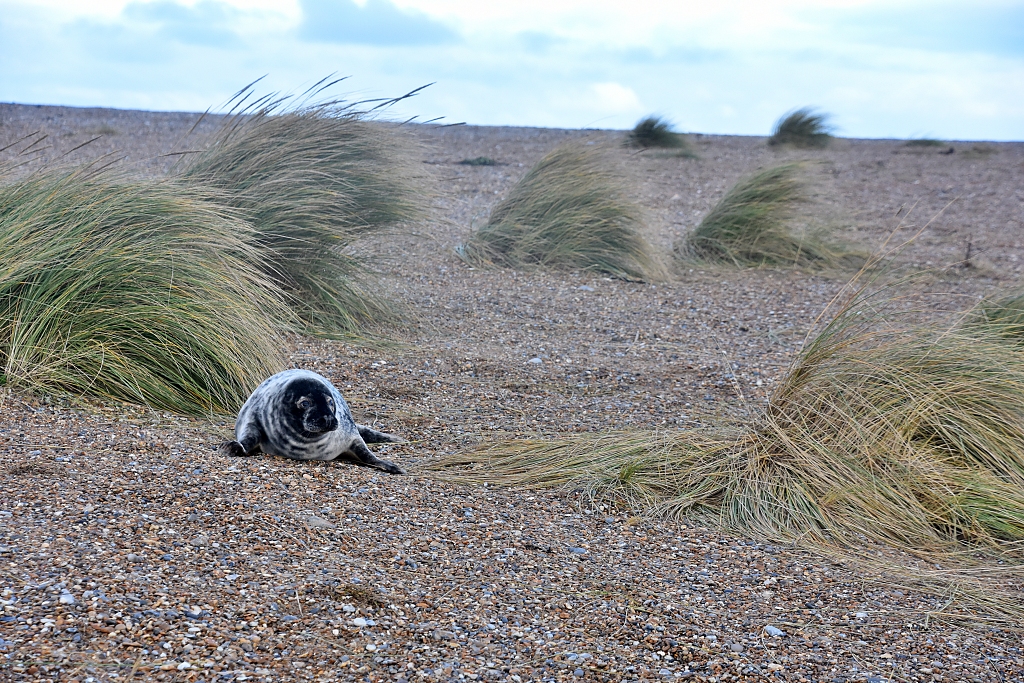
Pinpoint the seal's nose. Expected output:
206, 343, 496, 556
322, 415, 339, 432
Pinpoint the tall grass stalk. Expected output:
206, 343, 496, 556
428, 289, 1024, 622
0, 167, 287, 415
458, 142, 661, 280
681, 164, 845, 267
768, 108, 833, 148
181, 98, 424, 334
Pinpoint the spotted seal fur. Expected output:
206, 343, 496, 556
221, 369, 404, 474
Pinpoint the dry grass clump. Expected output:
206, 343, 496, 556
457, 142, 660, 280
0, 167, 286, 415
429, 290, 1024, 623
904, 138, 946, 148
680, 164, 847, 267
768, 108, 833, 148
181, 99, 424, 335
626, 116, 691, 153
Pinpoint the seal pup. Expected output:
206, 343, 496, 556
221, 369, 405, 474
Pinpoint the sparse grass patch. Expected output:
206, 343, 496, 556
768, 108, 833, 148
458, 156, 498, 166
627, 116, 691, 154
428, 289, 1024, 624
181, 100, 424, 335
679, 164, 851, 268
0, 167, 287, 415
904, 138, 945, 147
457, 142, 661, 280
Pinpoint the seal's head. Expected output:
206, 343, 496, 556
282, 377, 339, 435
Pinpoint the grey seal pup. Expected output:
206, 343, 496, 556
221, 369, 404, 474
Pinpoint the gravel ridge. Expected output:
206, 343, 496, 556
1, 103, 1023, 681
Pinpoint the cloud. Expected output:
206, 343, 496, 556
298, 0, 459, 46
590, 82, 643, 114
120, 0, 244, 47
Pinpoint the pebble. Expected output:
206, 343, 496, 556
528, 357, 543, 364
764, 625, 785, 637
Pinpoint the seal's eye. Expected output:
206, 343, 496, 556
298, 398, 311, 410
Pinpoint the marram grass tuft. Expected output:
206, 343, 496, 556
458, 142, 661, 280
0, 167, 287, 415
768, 108, 833, 148
680, 164, 850, 268
181, 100, 425, 335
627, 116, 691, 152
428, 289, 1024, 624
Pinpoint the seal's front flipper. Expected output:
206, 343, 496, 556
347, 440, 405, 475
357, 424, 404, 444
221, 425, 262, 458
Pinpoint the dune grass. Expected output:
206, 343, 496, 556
457, 142, 661, 280
680, 164, 847, 268
180, 99, 424, 335
627, 116, 689, 150
427, 288, 1024, 624
904, 138, 946, 148
768, 108, 833, 148
0, 167, 287, 415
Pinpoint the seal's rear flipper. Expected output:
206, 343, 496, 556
358, 424, 404, 444
347, 440, 406, 475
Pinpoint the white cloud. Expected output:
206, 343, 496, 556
590, 82, 643, 116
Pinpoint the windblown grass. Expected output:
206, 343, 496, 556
457, 142, 661, 280
904, 138, 946, 148
0, 166, 287, 415
180, 97, 424, 335
680, 164, 849, 267
768, 108, 833, 148
627, 116, 690, 151
428, 288, 1024, 624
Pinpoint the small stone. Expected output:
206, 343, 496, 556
365, 643, 376, 651
604, 517, 615, 524
764, 625, 784, 637
298, 514, 335, 529
352, 617, 369, 627
126, 553, 143, 563
855, 612, 869, 619
569, 547, 587, 554
766, 663, 784, 671
58, 593, 76, 605
659, 669, 673, 677
190, 535, 209, 548
176, 662, 191, 670
729, 643, 744, 653
528, 357, 543, 364
577, 285, 594, 292
574, 668, 585, 677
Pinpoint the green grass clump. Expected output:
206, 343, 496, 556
627, 116, 688, 150
680, 164, 843, 267
904, 138, 945, 148
768, 108, 833, 148
458, 142, 661, 280
458, 156, 498, 166
0, 168, 287, 415
181, 101, 423, 335
428, 290, 1024, 624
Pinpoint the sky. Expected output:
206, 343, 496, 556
1, 0, 1023, 140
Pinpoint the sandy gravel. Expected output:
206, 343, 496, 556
2, 102, 1024, 682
